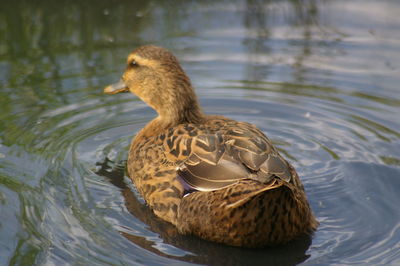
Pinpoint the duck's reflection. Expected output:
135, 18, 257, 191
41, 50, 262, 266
96, 158, 313, 265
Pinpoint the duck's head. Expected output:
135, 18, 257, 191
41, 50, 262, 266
104, 45, 203, 124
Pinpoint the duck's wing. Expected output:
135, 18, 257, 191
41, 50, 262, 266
164, 122, 293, 192
177, 132, 252, 191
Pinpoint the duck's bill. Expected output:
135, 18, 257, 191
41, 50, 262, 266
104, 80, 129, 94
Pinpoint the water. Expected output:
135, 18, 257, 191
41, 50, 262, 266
1, 0, 399, 265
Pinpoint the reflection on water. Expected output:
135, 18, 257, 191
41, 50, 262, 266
1, 0, 399, 265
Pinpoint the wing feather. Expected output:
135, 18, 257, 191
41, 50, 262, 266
163, 121, 293, 192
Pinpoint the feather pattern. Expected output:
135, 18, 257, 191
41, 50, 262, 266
172, 120, 292, 192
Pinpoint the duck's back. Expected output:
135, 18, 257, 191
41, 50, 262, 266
127, 116, 317, 247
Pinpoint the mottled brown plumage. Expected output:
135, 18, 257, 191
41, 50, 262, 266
104, 45, 318, 247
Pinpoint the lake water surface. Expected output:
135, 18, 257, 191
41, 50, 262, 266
1, 0, 399, 265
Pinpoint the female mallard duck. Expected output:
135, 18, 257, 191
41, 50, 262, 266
104, 45, 318, 247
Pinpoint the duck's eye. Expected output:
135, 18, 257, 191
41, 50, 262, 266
129, 60, 139, 68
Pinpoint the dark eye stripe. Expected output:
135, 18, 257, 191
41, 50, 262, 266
130, 60, 138, 67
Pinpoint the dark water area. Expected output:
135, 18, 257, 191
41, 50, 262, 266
1, 0, 399, 265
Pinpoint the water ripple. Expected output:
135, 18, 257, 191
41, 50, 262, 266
18, 79, 397, 265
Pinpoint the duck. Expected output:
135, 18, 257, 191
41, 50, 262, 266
104, 45, 318, 247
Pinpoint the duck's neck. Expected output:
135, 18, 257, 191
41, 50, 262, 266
133, 97, 203, 147
155, 71, 205, 126
158, 96, 204, 127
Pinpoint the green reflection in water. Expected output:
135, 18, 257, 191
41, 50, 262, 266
380, 156, 400, 166
222, 80, 344, 102
348, 114, 400, 142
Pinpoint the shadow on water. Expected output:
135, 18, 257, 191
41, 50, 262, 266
95, 157, 313, 266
